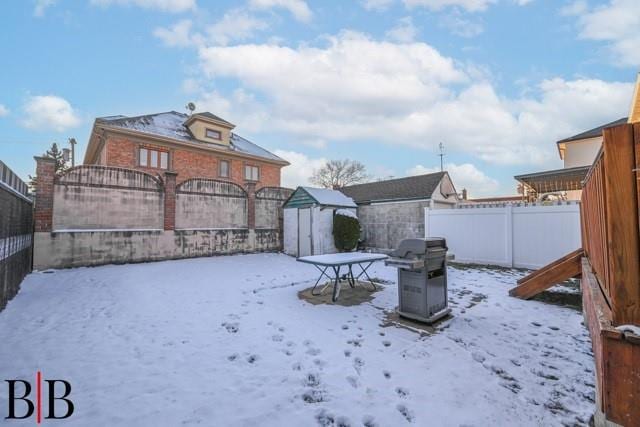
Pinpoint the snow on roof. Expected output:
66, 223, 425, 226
335, 209, 357, 219
302, 187, 357, 207
97, 111, 286, 163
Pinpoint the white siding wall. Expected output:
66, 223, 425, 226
425, 203, 581, 269
564, 137, 602, 168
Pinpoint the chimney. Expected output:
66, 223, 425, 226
461, 188, 468, 200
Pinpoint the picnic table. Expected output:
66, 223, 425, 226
297, 252, 388, 302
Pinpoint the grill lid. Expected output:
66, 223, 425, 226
391, 238, 447, 258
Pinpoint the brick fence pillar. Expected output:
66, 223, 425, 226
33, 156, 56, 232
245, 182, 256, 230
163, 172, 178, 231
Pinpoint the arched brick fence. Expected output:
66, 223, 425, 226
32, 158, 294, 269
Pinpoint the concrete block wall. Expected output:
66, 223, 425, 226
357, 200, 432, 250
33, 159, 291, 269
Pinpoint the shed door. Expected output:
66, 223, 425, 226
298, 208, 312, 257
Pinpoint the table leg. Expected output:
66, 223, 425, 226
354, 262, 378, 291
347, 265, 356, 288
331, 265, 341, 302
311, 265, 333, 296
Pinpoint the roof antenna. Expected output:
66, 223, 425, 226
186, 102, 196, 115
438, 142, 445, 171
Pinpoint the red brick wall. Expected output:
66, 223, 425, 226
102, 135, 282, 188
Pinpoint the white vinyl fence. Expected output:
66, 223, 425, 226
425, 202, 581, 269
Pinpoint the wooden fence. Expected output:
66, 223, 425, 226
580, 123, 640, 426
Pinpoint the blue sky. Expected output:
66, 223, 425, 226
0, 0, 637, 196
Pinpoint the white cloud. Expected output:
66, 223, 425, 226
21, 95, 81, 132
572, 0, 640, 67
154, 10, 268, 48
206, 9, 269, 46
439, 12, 484, 37
273, 150, 327, 188
386, 17, 419, 43
361, 0, 395, 11
560, 0, 587, 16
34, 0, 56, 17
90, 0, 196, 13
407, 163, 500, 197
153, 19, 195, 47
0, 104, 8, 117
192, 32, 632, 168
249, 0, 312, 22
403, 0, 497, 13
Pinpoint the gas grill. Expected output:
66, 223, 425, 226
385, 238, 451, 323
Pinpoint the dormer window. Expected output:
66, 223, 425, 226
205, 128, 222, 140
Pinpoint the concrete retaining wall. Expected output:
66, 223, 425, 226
33, 162, 291, 269
33, 228, 282, 270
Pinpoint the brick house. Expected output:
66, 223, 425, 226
83, 111, 289, 187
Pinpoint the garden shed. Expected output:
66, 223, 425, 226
283, 187, 357, 257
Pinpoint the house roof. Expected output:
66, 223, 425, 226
340, 172, 447, 204
556, 117, 628, 144
303, 187, 357, 207
514, 166, 590, 194
95, 111, 285, 163
188, 112, 235, 128
284, 186, 357, 208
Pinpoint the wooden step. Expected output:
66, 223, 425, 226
509, 249, 583, 299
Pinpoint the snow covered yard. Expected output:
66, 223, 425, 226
0, 253, 595, 426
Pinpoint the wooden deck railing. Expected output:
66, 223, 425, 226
580, 151, 611, 304
580, 123, 640, 426
580, 123, 640, 325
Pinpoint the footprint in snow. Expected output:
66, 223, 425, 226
353, 357, 365, 374
222, 322, 239, 333
313, 359, 327, 368
347, 338, 363, 347
304, 372, 321, 387
306, 347, 322, 356
362, 415, 378, 427
382, 340, 391, 347
383, 371, 391, 379
344, 349, 352, 357
346, 375, 359, 388
395, 387, 409, 398
247, 354, 259, 364
396, 404, 414, 423
272, 334, 284, 342
341, 325, 349, 330
227, 353, 239, 361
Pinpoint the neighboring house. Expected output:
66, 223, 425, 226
515, 118, 627, 201
515, 74, 640, 201
83, 111, 289, 188
340, 172, 459, 250
283, 187, 358, 257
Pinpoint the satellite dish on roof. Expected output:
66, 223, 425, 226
186, 102, 196, 115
